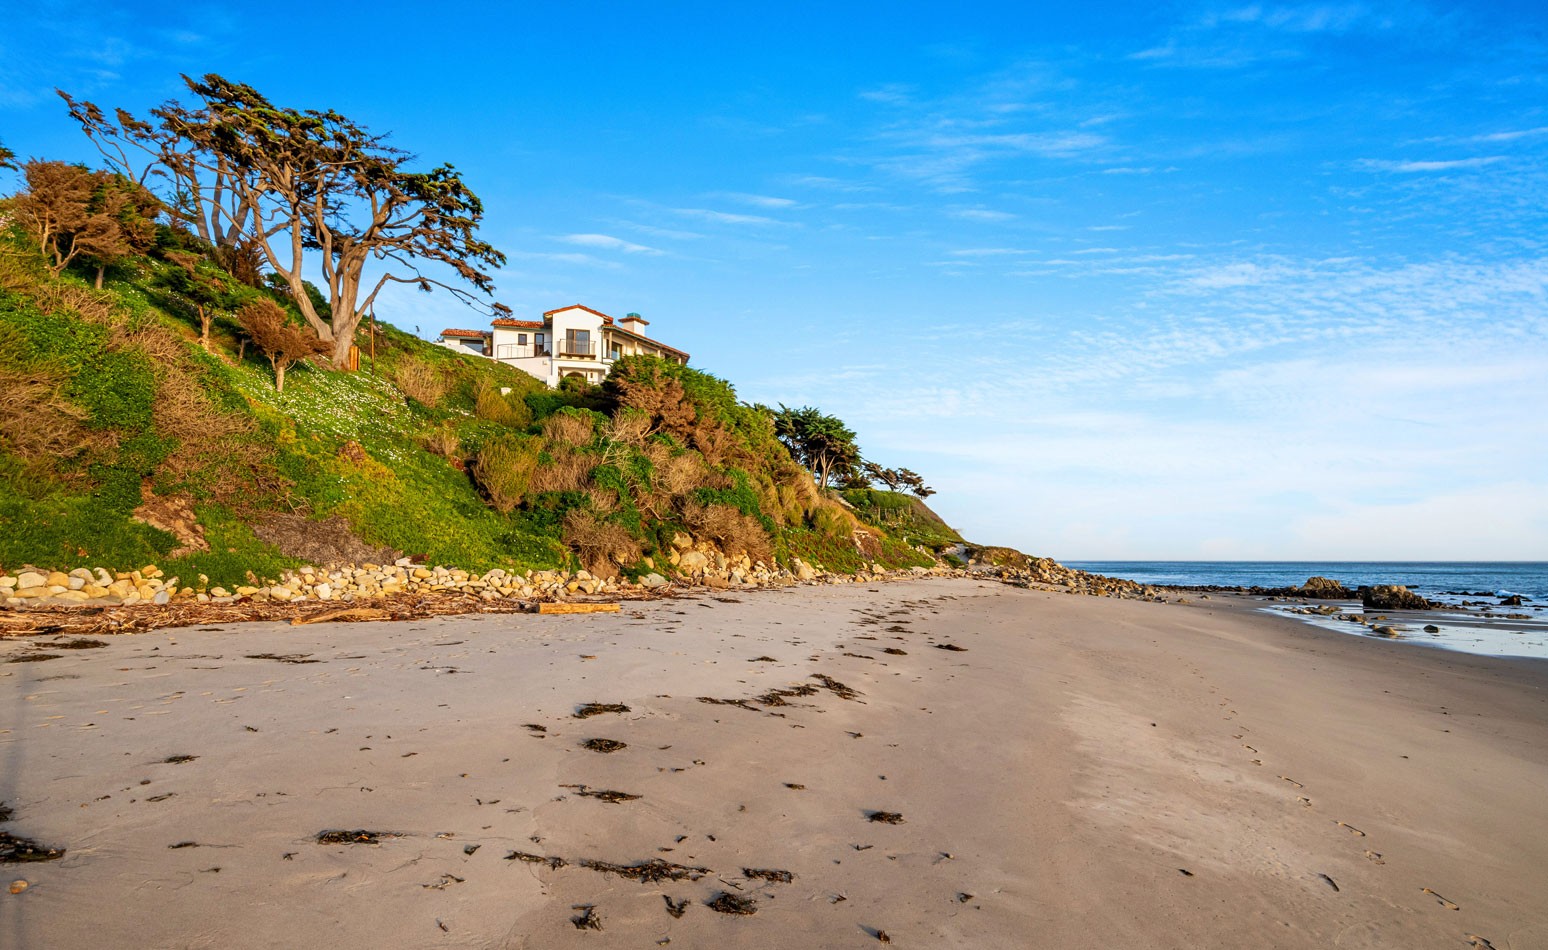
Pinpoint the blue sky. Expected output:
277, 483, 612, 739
4, 1, 1545, 559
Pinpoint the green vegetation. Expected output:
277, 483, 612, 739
0, 90, 962, 588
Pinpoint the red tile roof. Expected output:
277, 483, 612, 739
440, 328, 490, 338
609, 324, 689, 359
490, 318, 545, 329
543, 303, 615, 325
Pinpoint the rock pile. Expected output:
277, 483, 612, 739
0, 551, 941, 612
993, 557, 1166, 601
1360, 585, 1433, 611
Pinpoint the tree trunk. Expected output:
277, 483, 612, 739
94, 265, 105, 289
274, 359, 286, 393
329, 310, 362, 371
199, 307, 211, 353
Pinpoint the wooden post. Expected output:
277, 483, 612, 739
369, 308, 376, 376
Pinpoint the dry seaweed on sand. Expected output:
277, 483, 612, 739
561, 784, 642, 803
246, 653, 321, 664
867, 811, 905, 824
663, 895, 690, 918
163, 755, 198, 764
573, 702, 631, 719
505, 850, 567, 869
933, 643, 968, 652
51, 638, 107, 649
811, 673, 862, 700
522, 723, 547, 733
6, 653, 61, 663
743, 867, 794, 883
882, 647, 907, 655
571, 905, 603, 931
1, 831, 66, 862
698, 696, 760, 711
581, 738, 627, 753
755, 683, 820, 707
315, 829, 401, 845
579, 858, 710, 883
708, 892, 757, 915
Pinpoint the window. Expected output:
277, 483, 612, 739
562, 329, 592, 357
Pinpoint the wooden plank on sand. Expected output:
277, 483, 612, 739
537, 603, 621, 615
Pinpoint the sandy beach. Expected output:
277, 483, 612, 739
3, 577, 1547, 949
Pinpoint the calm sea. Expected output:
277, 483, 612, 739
1064, 561, 1548, 601
1063, 561, 1548, 660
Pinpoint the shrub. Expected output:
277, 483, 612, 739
473, 379, 531, 427
562, 508, 642, 578
471, 434, 544, 514
392, 356, 448, 406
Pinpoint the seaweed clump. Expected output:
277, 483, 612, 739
571, 905, 602, 930
1, 832, 66, 863
562, 784, 642, 803
315, 829, 400, 844
811, 673, 862, 700
581, 738, 627, 753
574, 702, 631, 719
708, 892, 757, 915
743, 867, 794, 883
580, 858, 709, 883
505, 851, 567, 869
867, 811, 905, 824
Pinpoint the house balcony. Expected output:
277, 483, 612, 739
496, 343, 542, 359
556, 341, 596, 359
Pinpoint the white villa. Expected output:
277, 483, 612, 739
437, 304, 689, 388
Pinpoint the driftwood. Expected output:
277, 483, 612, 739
0, 590, 534, 639
289, 606, 393, 626
537, 602, 621, 615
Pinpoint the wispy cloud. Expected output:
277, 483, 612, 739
1359, 156, 1506, 172
672, 207, 787, 225
1469, 126, 1548, 143
558, 233, 663, 254
505, 250, 620, 269
717, 192, 800, 209
947, 208, 1017, 222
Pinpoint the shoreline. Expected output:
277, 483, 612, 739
4, 578, 1546, 947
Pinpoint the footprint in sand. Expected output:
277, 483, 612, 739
1421, 887, 1459, 910
1334, 821, 1366, 837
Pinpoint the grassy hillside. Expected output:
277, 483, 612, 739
0, 221, 944, 586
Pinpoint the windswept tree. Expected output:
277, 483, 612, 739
773, 405, 861, 490
0, 139, 14, 170
861, 461, 935, 498
61, 89, 259, 271
236, 298, 328, 393
12, 160, 159, 286
60, 75, 509, 369
162, 251, 239, 351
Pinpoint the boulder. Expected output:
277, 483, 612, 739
1362, 585, 1431, 611
638, 573, 669, 589
677, 551, 710, 574
1298, 576, 1352, 599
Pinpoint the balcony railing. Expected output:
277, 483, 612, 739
556, 341, 596, 358
496, 343, 542, 359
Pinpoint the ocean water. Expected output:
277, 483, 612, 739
1064, 561, 1548, 661
1064, 561, 1548, 601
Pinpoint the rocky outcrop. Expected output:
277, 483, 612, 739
1298, 576, 1352, 599
1361, 585, 1432, 611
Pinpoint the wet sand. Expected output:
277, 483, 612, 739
3, 579, 1546, 948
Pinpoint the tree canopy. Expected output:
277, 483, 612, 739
774, 404, 861, 490
12, 160, 159, 287
60, 74, 508, 368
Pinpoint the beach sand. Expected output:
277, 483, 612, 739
3, 578, 1546, 948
